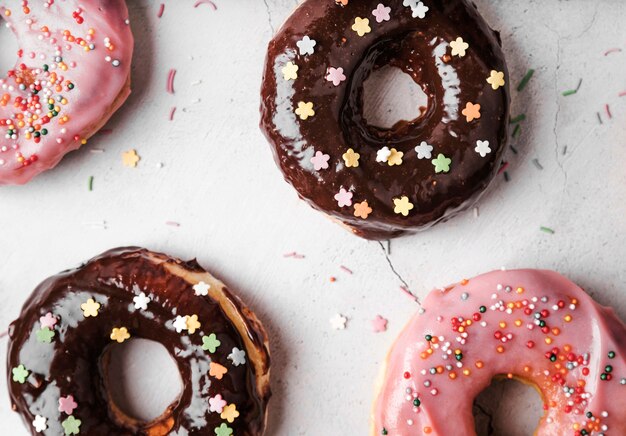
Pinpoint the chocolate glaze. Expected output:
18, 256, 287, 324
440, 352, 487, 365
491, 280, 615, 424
260, 0, 510, 239
7, 248, 270, 435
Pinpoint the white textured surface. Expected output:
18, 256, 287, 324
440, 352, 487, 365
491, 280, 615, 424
1, 1, 626, 434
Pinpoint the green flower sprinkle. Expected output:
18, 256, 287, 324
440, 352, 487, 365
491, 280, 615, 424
62, 416, 81, 435
432, 154, 452, 174
214, 423, 233, 436
12, 365, 29, 384
36, 327, 55, 343
202, 333, 221, 353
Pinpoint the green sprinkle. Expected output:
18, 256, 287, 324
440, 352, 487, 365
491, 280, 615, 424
605, 365, 613, 373
608, 351, 616, 359
562, 79, 583, 97
12, 365, 29, 384
512, 124, 521, 138
517, 69, 535, 92
431, 154, 452, 174
413, 398, 421, 407
479, 306, 486, 313
62, 416, 81, 435
214, 423, 233, 436
201, 333, 221, 353
540, 226, 555, 235
36, 327, 55, 343
88, 176, 94, 192
382, 429, 388, 436
510, 114, 526, 124
425, 334, 433, 342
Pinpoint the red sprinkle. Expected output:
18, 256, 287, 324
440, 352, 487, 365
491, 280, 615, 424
157, 3, 165, 18
166, 69, 177, 94
169, 106, 177, 121
194, 0, 217, 10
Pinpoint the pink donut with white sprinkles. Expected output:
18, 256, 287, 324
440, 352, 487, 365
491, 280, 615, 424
0, 0, 133, 185
372, 269, 626, 435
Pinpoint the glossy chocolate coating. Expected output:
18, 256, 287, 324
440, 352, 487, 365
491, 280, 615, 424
260, 0, 510, 239
7, 248, 270, 435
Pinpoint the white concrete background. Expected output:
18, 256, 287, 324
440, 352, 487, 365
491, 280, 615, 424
1, 0, 625, 434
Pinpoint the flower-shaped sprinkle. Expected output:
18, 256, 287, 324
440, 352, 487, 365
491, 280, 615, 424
432, 153, 452, 173
411, 2, 429, 19
12, 364, 29, 384
193, 281, 210, 296
110, 327, 130, 343
186, 315, 201, 334
133, 292, 151, 311
40, 312, 57, 329
122, 149, 140, 168
228, 347, 246, 366
296, 36, 316, 56
61, 416, 81, 435
372, 4, 391, 23
393, 196, 414, 216
450, 37, 469, 57
334, 188, 353, 207
403, 0, 418, 7
376, 146, 392, 163
330, 314, 348, 330
209, 394, 227, 413
371, 315, 388, 333
173, 315, 188, 333
342, 148, 360, 167
487, 70, 506, 90
462, 102, 481, 122
387, 148, 404, 166
475, 140, 492, 157
209, 362, 228, 380
221, 404, 240, 423
202, 333, 221, 353
36, 327, 55, 343
214, 423, 233, 436
58, 395, 78, 415
352, 17, 371, 37
415, 141, 433, 159
295, 101, 315, 120
281, 62, 298, 81
310, 151, 330, 170
354, 201, 372, 219
80, 298, 100, 318
33, 415, 47, 433
326, 67, 346, 86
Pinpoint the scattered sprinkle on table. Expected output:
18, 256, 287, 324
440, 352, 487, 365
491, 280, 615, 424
194, 0, 217, 10
540, 226, 556, 235
88, 176, 94, 191
167, 69, 177, 94
157, 3, 165, 18
330, 314, 348, 330
517, 69, 535, 92
562, 79, 582, 97
283, 252, 305, 259
371, 315, 388, 333
510, 114, 526, 124
122, 149, 140, 168
532, 159, 543, 170
340, 265, 353, 275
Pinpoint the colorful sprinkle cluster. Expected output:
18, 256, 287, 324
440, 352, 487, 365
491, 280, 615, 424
380, 280, 623, 435
0, 3, 122, 169
11, 279, 247, 435
282, 1, 506, 220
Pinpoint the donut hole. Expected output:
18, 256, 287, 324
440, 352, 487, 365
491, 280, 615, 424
473, 377, 544, 436
362, 65, 429, 130
104, 338, 183, 423
0, 18, 19, 74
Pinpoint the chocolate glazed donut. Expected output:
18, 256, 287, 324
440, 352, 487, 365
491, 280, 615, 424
7, 248, 270, 435
260, 0, 510, 240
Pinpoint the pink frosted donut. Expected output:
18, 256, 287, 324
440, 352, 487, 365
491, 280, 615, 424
0, 0, 133, 185
372, 270, 626, 435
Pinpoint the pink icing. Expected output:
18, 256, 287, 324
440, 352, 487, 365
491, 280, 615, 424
372, 269, 626, 435
0, 0, 133, 185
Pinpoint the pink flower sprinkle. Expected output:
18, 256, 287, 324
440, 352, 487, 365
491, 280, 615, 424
40, 312, 57, 329
58, 395, 78, 415
326, 67, 346, 86
371, 315, 388, 333
209, 394, 227, 413
372, 3, 391, 23
334, 188, 353, 207
310, 151, 330, 170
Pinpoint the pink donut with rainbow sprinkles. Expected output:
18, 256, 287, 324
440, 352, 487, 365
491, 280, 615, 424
0, 0, 133, 185
372, 269, 626, 435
